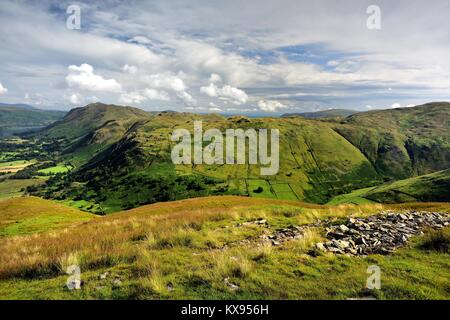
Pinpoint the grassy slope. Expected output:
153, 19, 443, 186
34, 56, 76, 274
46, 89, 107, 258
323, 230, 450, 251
38, 103, 152, 166
328, 169, 450, 205
333, 102, 450, 180
37, 164, 72, 175
0, 197, 94, 236
0, 178, 46, 199
29, 102, 449, 212
51, 112, 380, 212
0, 196, 448, 299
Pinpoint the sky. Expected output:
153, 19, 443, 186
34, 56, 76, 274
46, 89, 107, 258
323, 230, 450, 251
0, 0, 450, 114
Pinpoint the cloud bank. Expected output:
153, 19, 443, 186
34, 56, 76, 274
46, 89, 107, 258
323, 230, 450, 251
0, 0, 450, 113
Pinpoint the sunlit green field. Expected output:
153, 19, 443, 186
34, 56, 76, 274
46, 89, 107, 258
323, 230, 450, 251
38, 164, 73, 175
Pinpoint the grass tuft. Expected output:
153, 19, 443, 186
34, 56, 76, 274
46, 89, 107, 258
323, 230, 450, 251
419, 228, 450, 253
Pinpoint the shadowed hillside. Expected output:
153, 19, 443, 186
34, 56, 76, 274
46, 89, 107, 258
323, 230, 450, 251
333, 102, 450, 180
38, 103, 152, 165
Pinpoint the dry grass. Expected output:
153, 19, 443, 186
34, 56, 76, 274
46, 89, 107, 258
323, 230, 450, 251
284, 228, 325, 254
0, 195, 448, 282
210, 250, 253, 278
252, 242, 273, 262
0, 197, 94, 236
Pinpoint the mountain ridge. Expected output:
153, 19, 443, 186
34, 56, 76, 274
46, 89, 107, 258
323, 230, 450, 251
0, 103, 66, 137
282, 109, 359, 119
27, 101, 450, 212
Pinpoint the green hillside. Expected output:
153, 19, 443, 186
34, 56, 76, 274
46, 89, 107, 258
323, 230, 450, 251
24, 102, 450, 213
39, 103, 152, 165
38, 111, 382, 212
329, 169, 450, 205
333, 102, 450, 180
0, 196, 94, 237
0, 104, 65, 137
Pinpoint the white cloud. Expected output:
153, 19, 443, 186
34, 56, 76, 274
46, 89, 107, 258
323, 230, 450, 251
0, 82, 8, 95
143, 88, 170, 101
176, 91, 196, 106
66, 64, 122, 92
258, 100, 287, 112
69, 93, 81, 105
200, 83, 248, 105
145, 73, 187, 92
209, 73, 222, 83
143, 72, 196, 106
119, 91, 147, 104
208, 102, 222, 112
119, 88, 170, 104
123, 64, 138, 74
200, 83, 218, 97
2, 1, 450, 111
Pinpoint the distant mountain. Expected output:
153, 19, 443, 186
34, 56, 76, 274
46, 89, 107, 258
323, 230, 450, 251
38, 102, 152, 165
282, 109, 359, 119
0, 103, 66, 137
0, 102, 36, 110
333, 102, 450, 180
30, 101, 450, 212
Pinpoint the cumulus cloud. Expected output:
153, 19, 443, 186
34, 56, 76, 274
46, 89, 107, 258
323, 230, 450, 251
119, 88, 170, 104
209, 73, 222, 83
69, 93, 81, 105
208, 102, 222, 112
119, 91, 147, 105
143, 72, 196, 106
143, 88, 170, 101
176, 91, 196, 106
258, 100, 287, 112
200, 83, 248, 105
66, 64, 122, 92
200, 83, 218, 97
145, 73, 187, 92
2, 1, 450, 111
123, 64, 138, 74
0, 82, 8, 95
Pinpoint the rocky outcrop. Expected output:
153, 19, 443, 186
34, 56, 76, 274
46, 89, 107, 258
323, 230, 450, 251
316, 211, 449, 256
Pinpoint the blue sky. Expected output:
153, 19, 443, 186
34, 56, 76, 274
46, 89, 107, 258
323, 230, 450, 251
1, 0, 450, 114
